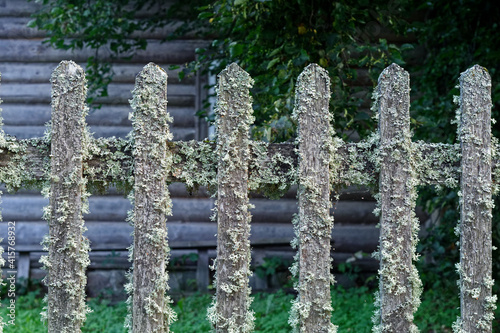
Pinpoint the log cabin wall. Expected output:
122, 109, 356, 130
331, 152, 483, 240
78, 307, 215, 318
0, 0, 424, 299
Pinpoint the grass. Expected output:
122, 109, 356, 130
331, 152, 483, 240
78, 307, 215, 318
0, 285, 498, 332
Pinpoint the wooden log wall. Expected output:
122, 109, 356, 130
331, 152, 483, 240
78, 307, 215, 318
0, 0, 429, 300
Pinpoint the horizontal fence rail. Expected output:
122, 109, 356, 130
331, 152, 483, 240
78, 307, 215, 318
0, 60, 497, 333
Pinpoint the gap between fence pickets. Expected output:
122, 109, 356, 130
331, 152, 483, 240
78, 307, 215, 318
0, 61, 497, 333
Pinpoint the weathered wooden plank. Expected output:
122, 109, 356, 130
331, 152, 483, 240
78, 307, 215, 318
23, 249, 200, 269
0, 17, 187, 40
375, 63, 421, 332
0, 220, 382, 253
196, 249, 210, 291
291, 63, 336, 332
17, 252, 30, 281
88, 126, 195, 140
0, 104, 194, 127
0, 39, 205, 63
0, 125, 195, 140
0, 17, 44, 38
0, 62, 194, 84
457, 65, 495, 332
0, 0, 42, 16
0, 181, 375, 201
0, 125, 54, 139
43, 60, 90, 333
211, 63, 254, 332
0, 104, 51, 125
0, 82, 195, 105
129, 63, 174, 333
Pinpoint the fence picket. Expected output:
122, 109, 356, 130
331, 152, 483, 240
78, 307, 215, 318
291, 63, 336, 332
375, 63, 421, 332
128, 63, 175, 332
45, 60, 90, 332
457, 65, 495, 332
209, 63, 254, 332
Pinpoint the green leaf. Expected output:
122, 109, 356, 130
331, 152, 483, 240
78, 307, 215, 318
266, 57, 280, 70
229, 42, 244, 57
26, 19, 37, 28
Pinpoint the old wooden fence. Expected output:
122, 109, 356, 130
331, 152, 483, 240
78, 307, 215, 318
0, 60, 497, 332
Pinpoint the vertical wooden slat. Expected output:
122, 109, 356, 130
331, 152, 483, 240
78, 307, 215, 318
376, 63, 421, 332
457, 65, 495, 332
210, 63, 254, 332
196, 249, 209, 291
45, 60, 90, 333
290, 63, 336, 332
129, 63, 175, 333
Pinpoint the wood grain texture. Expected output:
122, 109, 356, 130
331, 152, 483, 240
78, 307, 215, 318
212, 63, 254, 332
458, 65, 494, 333
376, 63, 421, 333
45, 60, 90, 333
129, 63, 174, 333
292, 63, 336, 332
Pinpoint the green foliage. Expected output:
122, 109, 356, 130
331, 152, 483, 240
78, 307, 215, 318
408, 0, 500, 289
194, 0, 410, 141
253, 256, 294, 289
4, 286, 497, 332
253, 256, 292, 280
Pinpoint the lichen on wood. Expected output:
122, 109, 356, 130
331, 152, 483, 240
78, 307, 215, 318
0, 73, 48, 193
84, 136, 134, 193
207, 63, 255, 333
171, 140, 217, 194
126, 63, 176, 333
40, 60, 91, 333
289, 63, 337, 333
372, 63, 421, 333
454, 65, 496, 333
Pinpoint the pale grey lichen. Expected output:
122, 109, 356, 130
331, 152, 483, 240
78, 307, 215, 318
247, 141, 296, 198
173, 140, 217, 194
